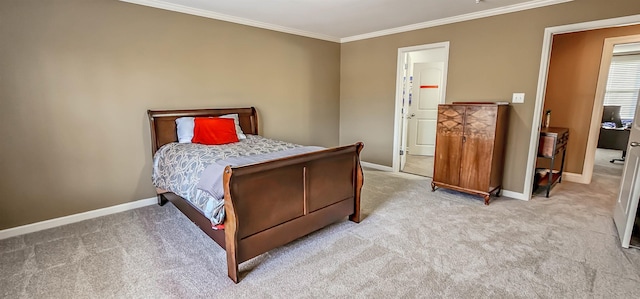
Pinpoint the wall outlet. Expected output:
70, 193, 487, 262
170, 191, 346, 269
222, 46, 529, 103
512, 93, 525, 103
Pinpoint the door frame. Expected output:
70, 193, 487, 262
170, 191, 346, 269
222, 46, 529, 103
523, 14, 640, 199
392, 42, 450, 172
583, 34, 640, 185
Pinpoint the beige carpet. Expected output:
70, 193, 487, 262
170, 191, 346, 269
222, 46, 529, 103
594, 148, 625, 177
402, 154, 433, 177
2, 169, 640, 297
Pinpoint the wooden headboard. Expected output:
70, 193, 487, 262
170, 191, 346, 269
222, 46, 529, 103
147, 107, 259, 154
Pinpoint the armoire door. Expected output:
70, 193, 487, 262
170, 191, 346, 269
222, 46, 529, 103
459, 105, 497, 191
433, 105, 465, 185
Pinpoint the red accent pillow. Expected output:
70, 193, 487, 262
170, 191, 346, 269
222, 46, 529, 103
192, 117, 239, 145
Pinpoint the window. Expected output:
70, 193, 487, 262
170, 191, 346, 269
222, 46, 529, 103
603, 53, 640, 120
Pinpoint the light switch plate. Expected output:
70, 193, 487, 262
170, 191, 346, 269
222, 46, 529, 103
512, 93, 525, 103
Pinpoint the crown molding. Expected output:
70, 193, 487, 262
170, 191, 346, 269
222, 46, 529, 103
119, 0, 341, 42
341, 0, 573, 42
121, 0, 572, 44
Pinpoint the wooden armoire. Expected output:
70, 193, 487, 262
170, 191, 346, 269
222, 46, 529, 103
431, 102, 509, 205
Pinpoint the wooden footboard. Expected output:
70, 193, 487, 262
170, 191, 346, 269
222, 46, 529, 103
223, 142, 364, 283
147, 107, 364, 283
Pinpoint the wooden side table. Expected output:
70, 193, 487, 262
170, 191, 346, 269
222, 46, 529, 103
536, 127, 569, 197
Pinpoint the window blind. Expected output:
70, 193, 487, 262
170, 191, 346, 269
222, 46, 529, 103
603, 54, 640, 120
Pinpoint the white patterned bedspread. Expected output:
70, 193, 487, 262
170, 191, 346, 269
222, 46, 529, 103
152, 135, 310, 225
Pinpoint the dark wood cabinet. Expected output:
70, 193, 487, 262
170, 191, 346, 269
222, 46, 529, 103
431, 103, 509, 205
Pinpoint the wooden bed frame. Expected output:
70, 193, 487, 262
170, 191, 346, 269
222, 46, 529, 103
147, 107, 364, 283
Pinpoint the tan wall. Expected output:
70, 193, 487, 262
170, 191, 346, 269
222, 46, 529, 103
340, 0, 640, 193
544, 24, 640, 174
0, 0, 341, 229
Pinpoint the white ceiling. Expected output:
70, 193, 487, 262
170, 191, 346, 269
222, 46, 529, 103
121, 0, 572, 42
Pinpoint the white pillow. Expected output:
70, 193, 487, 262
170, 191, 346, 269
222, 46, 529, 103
175, 117, 195, 143
219, 114, 247, 140
175, 114, 247, 143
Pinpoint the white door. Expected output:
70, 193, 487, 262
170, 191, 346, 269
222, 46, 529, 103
614, 92, 640, 248
407, 62, 444, 156
400, 54, 412, 170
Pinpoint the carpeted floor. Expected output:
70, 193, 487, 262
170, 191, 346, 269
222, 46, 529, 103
593, 148, 625, 177
402, 154, 433, 177
2, 169, 640, 298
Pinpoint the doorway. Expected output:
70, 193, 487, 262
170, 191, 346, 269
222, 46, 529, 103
599, 38, 640, 249
524, 15, 640, 199
392, 42, 450, 177
587, 39, 640, 181
525, 16, 640, 249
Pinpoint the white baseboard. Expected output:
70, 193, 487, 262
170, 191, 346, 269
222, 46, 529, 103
0, 197, 157, 240
361, 160, 528, 201
563, 172, 590, 184
361, 161, 393, 172
0, 166, 530, 240
501, 190, 528, 201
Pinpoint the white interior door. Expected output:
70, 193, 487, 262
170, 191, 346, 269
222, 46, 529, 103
407, 62, 444, 156
400, 54, 412, 170
614, 91, 640, 248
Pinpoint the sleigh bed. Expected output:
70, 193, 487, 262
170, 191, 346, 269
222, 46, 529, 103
147, 107, 364, 283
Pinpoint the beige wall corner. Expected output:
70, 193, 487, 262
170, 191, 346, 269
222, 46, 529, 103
339, 0, 640, 193
0, 0, 340, 229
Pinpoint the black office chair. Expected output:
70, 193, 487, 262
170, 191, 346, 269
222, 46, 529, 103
611, 149, 626, 164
